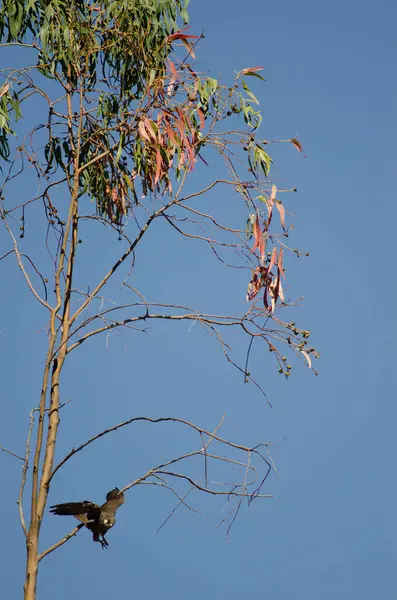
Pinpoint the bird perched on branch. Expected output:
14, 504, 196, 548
49, 487, 125, 549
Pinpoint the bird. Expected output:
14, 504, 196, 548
49, 487, 125, 549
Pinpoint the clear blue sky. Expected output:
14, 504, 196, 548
1, 1, 395, 598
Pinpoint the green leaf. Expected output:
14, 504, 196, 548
115, 131, 125, 164
245, 214, 256, 239
258, 148, 272, 176
206, 78, 218, 96
242, 80, 259, 104
244, 72, 265, 81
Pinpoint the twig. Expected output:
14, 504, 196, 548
154, 470, 272, 498
0, 209, 53, 311
0, 445, 24, 461
38, 524, 85, 561
156, 485, 199, 534
50, 415, 269, 482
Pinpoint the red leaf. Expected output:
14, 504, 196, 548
167, 33, 200, 41
268, 247, 277, 272
166, 27, 200, 42
166, 123, 179, 148
181, 38, 196, 58
167, 76, 177, 97
278, 247, 285, 279
183, 136, 195, 167
178, 151, 186, 169
277, 273, 285, 302
290, 138, 303, 152
263, 286, 269, 310
143, 117, 157, 142
272, 276, 280, 304
246, 267, 262, 301
175, 110, 186, 139
168, 59, 179, 79
154, 149, 162, 185
250, 216, 265, 260
138, 120, 151, 143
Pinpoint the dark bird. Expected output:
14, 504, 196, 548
49, 487, 125, 549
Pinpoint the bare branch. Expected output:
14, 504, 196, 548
155, 484, 199, 533
68, 166, 189, 328
154, 470, 272, 499
38, 524, 85, 562
0, 444, 24, 461
0, 211, 52, 311
50, 415, 270, 482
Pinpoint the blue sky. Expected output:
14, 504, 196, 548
1, 0, 396, 598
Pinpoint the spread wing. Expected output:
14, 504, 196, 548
101, 488, 125, 515
49, 501, 100, 524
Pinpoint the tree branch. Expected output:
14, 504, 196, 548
0, 211, 53, 312
0, 444, 24, 461
38, 524, 85, 562
50, 415, 269, 482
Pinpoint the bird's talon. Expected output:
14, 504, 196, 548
100, 537, 109, 549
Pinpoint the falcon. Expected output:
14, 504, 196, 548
49, 487, 125, 549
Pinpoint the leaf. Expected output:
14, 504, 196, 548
275, 201, 286, 230
154, 148, 162, 185
245, 217, 253, 239
143, 118, 157, 142
138, 120, 151, 143
301, 350, 312, 369
240, 66, 264, 75
277, 276, 285, 302
181, 38, 196, 58
268, 247, 277, 272
115, 131, 125, 163
166, 27, 199, 42
270, 276, 280, 309
277, 247, 285, 279
255, 147, 272, 176
196, 108, 205, 129
244, 72, 266, 81
250, 216, 265, 260
0, 83, 10, 98
246, 267, 262, 301
290, 138, 303, 152
206, 78, 218, 96
168, 59, 179, 79
123, 173, 135, 192
242, 80, 259, 104
260, 150, 271, 176
263, 286, 270, 310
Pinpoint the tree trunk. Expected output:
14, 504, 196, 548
24, 535, 38, 600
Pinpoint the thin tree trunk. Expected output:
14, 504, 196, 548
23, 168, 79, 598
24, 536, 39, 600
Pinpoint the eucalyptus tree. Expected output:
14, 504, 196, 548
0, 1, 317, 598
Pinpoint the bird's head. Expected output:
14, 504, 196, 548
106, 487, 121, 502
